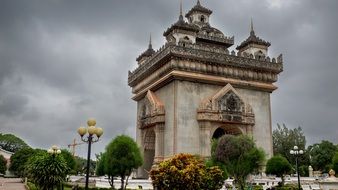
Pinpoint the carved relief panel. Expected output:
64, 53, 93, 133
197, 84, 254, 124
138, 90, 165, 129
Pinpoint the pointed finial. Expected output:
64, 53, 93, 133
250, 18, 255, 35
179, 0, 184, 21
250, 18, 254, 31
148, 33, 152, 49
197, 0, 201, 5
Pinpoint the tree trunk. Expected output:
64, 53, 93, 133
124, 170, 131, 190
281, 175, 285, 186
120, 175, 125, 190
108, 175, 115, 189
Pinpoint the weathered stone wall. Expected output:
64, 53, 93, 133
176, 80, 219, 154
137, 79, 273, 159
236, 88, 273, 158
153, 82, 175, 157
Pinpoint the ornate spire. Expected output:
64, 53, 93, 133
236, 19, 271, 50
148, 33, 152, 49
250, 18, 255, 36
179, 0, 184, 21
136, 34, 155, 62
197, 0, 201, 6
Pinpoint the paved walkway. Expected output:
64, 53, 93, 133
0, 177, 26, 190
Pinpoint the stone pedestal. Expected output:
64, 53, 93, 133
319, 169, 338, 190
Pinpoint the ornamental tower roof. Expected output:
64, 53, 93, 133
236, 19, 271, 50
185, 0, 212, 17
136, 34, 155, 62
163, 2, 199, 37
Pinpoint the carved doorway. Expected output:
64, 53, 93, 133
143, 129, 155, 175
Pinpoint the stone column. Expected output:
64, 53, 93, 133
137, 130, 146, 178
154, 123, 165, 163
199, 121, 212, 158
309, 166, 313, 177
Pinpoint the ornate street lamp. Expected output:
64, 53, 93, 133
290, 145, 304, 190
47, 145, 62, 155
47, 145, 62, 189
77, 118, 103, 190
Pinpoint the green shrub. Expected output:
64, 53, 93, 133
252, 185, 263, 190
27, 182, 38, 190
275, 183, 298, 190
25, 152, 69, 190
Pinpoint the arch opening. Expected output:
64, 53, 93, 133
143, 129, 155, 174
212, 128, 225, 139
212, 126, 243, 139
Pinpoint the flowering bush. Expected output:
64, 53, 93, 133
150, 153, 225, 190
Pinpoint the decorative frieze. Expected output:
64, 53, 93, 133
131, 57, 279, 94
128, 43, 283, 88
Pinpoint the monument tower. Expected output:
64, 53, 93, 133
128, 1, 283, 178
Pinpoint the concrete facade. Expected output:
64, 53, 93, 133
128, 1, 283, 178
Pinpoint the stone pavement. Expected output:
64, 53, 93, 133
0, 177, 26, 190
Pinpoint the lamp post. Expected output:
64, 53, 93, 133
77, 118, 103, 190
47, 145, 61, 189
47, 145, 62, 155
290, 145, 304, 190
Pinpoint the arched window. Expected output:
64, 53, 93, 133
255, 50, 265, 59
200, 15, 205, 22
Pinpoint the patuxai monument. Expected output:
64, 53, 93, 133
128, 0, 283, 178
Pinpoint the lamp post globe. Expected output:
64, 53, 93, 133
77, 126, 87, 137
87, 126, 96, 135
87, 118, 96, 127
95, 127, 103, 138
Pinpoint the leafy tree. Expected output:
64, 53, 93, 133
105, 135, 143, 190
299, 165, 309, 177
333, 152, 338, 176
150, 153, 225, 190
206, 138, 228, 179
213, 135, 265, 190
0, 133, 29, 152
273, 124, 308, 165
0, 155, 7, 174
9, 147, 35, 176
60, 149, 76, 173
73, 156, 96, 175
266, 155, 292, 186
308, 140, 337, 172
25, 151, 69, 190
95, 152, 106, 176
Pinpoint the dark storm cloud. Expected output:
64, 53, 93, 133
0, 0, 337, 157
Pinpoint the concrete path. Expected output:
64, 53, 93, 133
0, 177, 26, 190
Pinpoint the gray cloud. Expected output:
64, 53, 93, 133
0, 0, 337, 157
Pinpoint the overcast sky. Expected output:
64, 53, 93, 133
0, 0, 337, 158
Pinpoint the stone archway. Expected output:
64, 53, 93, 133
137, 90, 165, 178
143, 129, 155, 175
